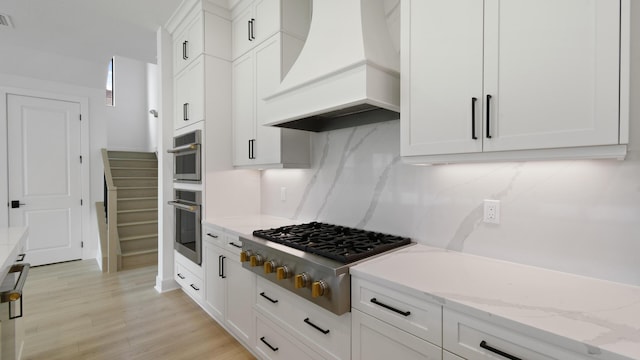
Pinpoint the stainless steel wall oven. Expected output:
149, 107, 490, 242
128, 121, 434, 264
169, 189, 202, 265
168, 130, 201, 183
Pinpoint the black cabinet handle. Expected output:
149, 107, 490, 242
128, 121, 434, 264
207, 233, 219, 238
190, 284, 200, 291
183, 103, 189, 121
260, 292, 279, 304
486, 94, 492, 139
177, 273, 185, 279
471, 97, 478, 140
370, 298, 411, 316
304, 318, 330, 334
260, 337, 278, 352
16, 254, 26, 262
250, 18, 255, 40
182, 40, 189, 60
220, 255, 226, 278
228, 242, 242, 249
248, 139, 256, 159
480, 341, 521, 360
247, 20, 252, 41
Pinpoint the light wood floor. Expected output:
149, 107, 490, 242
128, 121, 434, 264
22, 260, 255, 360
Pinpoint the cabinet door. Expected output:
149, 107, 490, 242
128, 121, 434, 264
225, 255, 256, 346
443, 350, 465, 360
253, 0, 280, 44
203, 242, 225, 321
483, 0, 620, 152
254, 34, 283, 165
175, 58, 204, 130
232, 52, 256, 166
352, 309, 442, 360
174, 13, 203, 75
401, 0, 484, 157
232, 6, 254, 60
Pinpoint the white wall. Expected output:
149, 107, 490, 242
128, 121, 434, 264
260, 2, 640, 286
147, 63, 159, 153
106, 56, 151, 152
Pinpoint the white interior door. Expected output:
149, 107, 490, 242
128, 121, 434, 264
7, 94, 83, 266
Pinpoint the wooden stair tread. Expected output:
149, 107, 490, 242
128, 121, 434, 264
118, 197, 158, 201
118, 220, 158, 227
115, 186, 157, 190
117, 208, 157, 214
121, 249, 158, 257
120, 234, 158, 241
113, 176, 157, 179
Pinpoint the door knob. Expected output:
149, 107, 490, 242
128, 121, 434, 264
10, 201, 26, 209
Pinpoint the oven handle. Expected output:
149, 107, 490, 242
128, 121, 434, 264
167, 201, 198, 212
166, 143, 200, 154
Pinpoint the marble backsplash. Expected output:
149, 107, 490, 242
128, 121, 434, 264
261, 120, 640, 286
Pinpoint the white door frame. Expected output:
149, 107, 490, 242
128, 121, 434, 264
0, 87, 90, 260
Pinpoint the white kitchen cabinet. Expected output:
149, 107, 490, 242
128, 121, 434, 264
173, 7, 231, 75
203, 231, 225, 321
225, 245, 256, 346
174, 58, 204, 130
352, 309, 442, 360
202, 224, 255, 348
231, 0, 311, 61
443, 308, 590, 360
232, 32, 310, 168
401, 0, 628, 163
256, 313, 324, 360
174, 251, 204, 303
443, 350, 465, 360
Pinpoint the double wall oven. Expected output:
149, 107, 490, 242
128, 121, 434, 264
169, 189, 202, 265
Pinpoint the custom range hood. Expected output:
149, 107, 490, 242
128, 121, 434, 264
263, 0, 400, 132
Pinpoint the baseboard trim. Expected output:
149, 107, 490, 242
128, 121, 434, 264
155, 276, 179, 293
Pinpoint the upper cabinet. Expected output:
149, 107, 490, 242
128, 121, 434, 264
231, 0, 312, 61
231, 0, 311, 168
401, 0, 630, 164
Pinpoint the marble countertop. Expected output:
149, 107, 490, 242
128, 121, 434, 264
351, 244, 640, 360
0, 227, 28, 285
204, 215, 298, 238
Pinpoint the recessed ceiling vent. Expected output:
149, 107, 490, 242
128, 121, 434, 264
0, 13, 14, 29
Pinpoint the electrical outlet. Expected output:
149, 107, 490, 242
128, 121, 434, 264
280, 187, 287, 202
483, 199, 500, 224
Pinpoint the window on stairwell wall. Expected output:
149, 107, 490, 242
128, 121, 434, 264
106, 57, 115, 106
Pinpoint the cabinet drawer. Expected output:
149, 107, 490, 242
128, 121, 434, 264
224, 234, 244, 256
257, 278, 350, 360
203, 226, 226, 247
352, 277, 442, 346
175, 261, 203, 302
352, 309, 442, 360
443, 309, 589, 360
256, 313, 323, 360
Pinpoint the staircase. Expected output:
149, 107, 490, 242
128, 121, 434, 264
102, 150, 158, 271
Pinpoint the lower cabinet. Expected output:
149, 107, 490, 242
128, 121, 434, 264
442, 309, 588, 360
202, 225, 256, 349
352, 309, 442, 360
443, 350, 465, 360
174, 251, 204, 303
256, 313, 323, 360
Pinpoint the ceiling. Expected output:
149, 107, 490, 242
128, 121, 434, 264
0, 0, 183, 65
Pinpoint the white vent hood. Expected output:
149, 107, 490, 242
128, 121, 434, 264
263, 0, 400, 132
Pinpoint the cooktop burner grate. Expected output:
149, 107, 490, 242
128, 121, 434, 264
252, 222, 411, 263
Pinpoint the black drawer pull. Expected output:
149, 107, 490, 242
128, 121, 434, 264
220, 255, 226, 279
228, 242, 242, 249
207, 233, 219, 238
370, 298, 411, 316
259, 292, 278, 304
190, 284, 200, 291
471, 97, 478, 140
260, 337, 278, 352
486, 94, 492, 139
177, 273, 185, 280
304, 317, 330, 334
480, 340, 522, 360
16, 253, 26, 262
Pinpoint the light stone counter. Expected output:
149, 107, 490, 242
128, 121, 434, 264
350, 244, 640, 360
204, 215, 298, 238
0, 227, 28, 285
